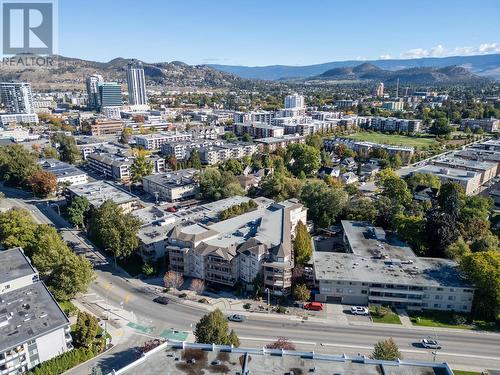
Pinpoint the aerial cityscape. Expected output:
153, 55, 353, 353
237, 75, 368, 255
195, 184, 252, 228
0, 1, 499, 374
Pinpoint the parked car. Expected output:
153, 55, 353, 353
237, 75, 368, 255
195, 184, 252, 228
227, 314, 246, 322
304, 302, 323, 311
350, 306, 369, 315
166, 206, 177, 213
421, 338, 441, 349
153, 296, 169, 305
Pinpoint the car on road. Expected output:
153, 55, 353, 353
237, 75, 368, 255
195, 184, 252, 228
420, 338, 441, 349
153, 296, 169, 305
350, 306, 369, 315
227, 314, 246, 322
304, 302, 323, 311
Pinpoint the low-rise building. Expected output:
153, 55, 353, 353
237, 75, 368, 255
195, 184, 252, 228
313, 221, 474, 312
0, 113, 39, 126
0, 248, 72, 374
199, 142, 258, 165
461, 117, 499, 133
142, 169, 198, 202
90, 119, 124, 136
431, 155, 497, 186
233, 122, 285, 139
39, 159, 88, 186
254, 134, 305, 151
65, 180, 140, 213
135, 132, 193, 150
161, 139, 224, 160
411, 165, 482, 195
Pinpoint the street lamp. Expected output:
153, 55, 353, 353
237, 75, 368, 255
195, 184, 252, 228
264, 288, 270, 312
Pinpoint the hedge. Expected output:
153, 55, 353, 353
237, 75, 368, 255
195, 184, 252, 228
28, 347, 94, 375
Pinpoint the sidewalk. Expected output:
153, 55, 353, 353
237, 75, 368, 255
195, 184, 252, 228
395, 308, 413, 328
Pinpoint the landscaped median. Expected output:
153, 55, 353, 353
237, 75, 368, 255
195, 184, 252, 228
408, 310, 500, 332
369, 305, 402, 324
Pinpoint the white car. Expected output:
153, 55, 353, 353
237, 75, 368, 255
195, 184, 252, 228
350, 306, 369, 315
421, 338, 441, 349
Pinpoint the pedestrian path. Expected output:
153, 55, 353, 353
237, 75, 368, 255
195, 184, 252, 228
127, 322, 155, 334
159, 329, 189, 341
395, 308, 413, 328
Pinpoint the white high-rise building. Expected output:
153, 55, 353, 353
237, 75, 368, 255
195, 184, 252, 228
86, 74, 103, 109
284, 93, 305, 109
0, 82, 34, 114
127, 62, 148, 106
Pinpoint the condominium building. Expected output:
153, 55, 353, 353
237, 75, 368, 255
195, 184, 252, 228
199, 142, 258, 165
142, 168, 198, 202
161, 139, 224, 160
233, 110, 274, 125
126, 62, 148, 106
135, 132, 193, 150
360, 117, 422, 133
0, 82, 34, 114
233, 122, 285, 139
461, 117, 499, 133
90, 119, 124, 136
254, 134, 305, 151
313, 221, 474, 312
284, 93, 305, 109
0, 248, 72, 374
382, 101, 404, 111
326, 137, 415, 161
86, 75, 104, 109
39, 159, 88, 186
0, 113, 39, 126
335, 99, 358, 108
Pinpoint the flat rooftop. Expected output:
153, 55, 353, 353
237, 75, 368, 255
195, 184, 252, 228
116, 342, 453, 375
413, 165, 478, 181
254, 134, 305, 144
143, 168, 197, 187
40, 159, 87, 178
0, 248, 37, 285
67, 181, 138, 208
432, 155, 497, 171
0, 282, 69, 352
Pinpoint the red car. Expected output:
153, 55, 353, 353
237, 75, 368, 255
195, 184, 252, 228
304, 302, 323, 311
166, 206, 177, 213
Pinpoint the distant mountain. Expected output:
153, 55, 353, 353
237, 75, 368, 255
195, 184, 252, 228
209, 54, 500, 80
312, 63, 480, 84
0, 55, 249, 90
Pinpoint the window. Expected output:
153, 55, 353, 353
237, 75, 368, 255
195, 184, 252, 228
361, 290, 367, 294
448, 296, 455, 301
434, 303, 441, 308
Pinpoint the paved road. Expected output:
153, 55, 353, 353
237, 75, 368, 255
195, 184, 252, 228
2, 187, 500, 372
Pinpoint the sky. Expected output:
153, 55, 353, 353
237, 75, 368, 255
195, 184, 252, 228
58, 0, 500, 66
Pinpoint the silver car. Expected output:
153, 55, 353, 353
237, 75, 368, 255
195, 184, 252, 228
421, 338, 441, 349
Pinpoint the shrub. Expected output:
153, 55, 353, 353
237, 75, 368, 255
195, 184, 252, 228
198, 298, 208, 304
179, 293, 187, 298
275, 306, 287, 314
28, 347, 94, 374
142, 263, 155, 277
243, 303, 252, 310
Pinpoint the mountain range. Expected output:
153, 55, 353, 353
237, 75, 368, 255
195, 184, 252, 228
311, 63, 480, 84
209, 54, 500, 80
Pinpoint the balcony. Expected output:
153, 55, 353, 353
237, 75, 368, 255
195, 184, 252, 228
369, 295, 423, 304
369, 287, 424, 295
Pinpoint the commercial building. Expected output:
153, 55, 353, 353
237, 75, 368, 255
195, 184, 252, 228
0, 248, 72, 374
85, 75, 104, 109
313, 221, 474, 312
142, 169, 198, 202
90, 119, 124, 136
461, 117, 499, 133
254, 134, 305, 151
98, 82, 122, 108
431, 155, 497, 186
199, 142, 258, 165
126, 62, 148, 106
110, 340, 454, 375
0, 82, 34, 114
0, 113, 38, 126
412, 165, 482, 195
65, 180, 140, 213
39, 159, 88, 186
135, 132, 193, 150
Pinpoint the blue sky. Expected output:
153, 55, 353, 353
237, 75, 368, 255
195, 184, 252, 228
58, 0, 500, 66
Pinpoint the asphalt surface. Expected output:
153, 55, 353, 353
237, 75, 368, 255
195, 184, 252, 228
1, 185, 500, 372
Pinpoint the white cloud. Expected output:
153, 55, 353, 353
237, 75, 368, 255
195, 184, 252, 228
379, 54, 392, 60
401, 43, 500, 59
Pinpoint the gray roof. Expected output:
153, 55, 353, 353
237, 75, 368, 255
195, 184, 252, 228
40, 159, 87, 179
0, 248, 37, 285
143, 168, 197, 187
0, 282, 70, 352
67, 181, 138, 208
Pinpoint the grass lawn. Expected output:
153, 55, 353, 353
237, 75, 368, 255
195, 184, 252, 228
369, 306, 402, 324
345, 132, 439, 149
452, 371, 482, 375
409, 310, 500, 332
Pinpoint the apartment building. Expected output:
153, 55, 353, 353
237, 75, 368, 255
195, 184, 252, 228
0, 113, 39, 126
233, 110, 274, 125
188, 125, 224, 140
412, 165, 483, 195
90, 119, 124, 136
254, 134, 305, 151
161, 139, 224, 160
431, 155, 497, 186
142, 169, 199, 202
382, 101, 404, 111
199, 142, 258, 165
325, 137, 415, 161
0, 248, 72, 374
39, 159, 88, 186
65, 180, 140, 213
233, 122, 285, 139
461, 117, 499, 133
165, 197, 307, 295
360, 117, 422, 133
135, 132, 193, 150
313, 221, 474, 312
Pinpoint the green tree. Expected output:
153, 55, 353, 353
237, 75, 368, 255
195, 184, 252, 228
446, 237, 471, 260
52, 134, 81, 164
405, 172, 441, 191
425, 208, 460, 258
42, 146, 60, 160
198, 168, 245, 201
260, 172, 303, 201
119, 127, 133, 144
47, 253, 94, 301
343, 197, 378, 222
0, 144, 40, 186
187, 149, 202, 170
0, 208, 37, 248
460, 251, 500, 321
306, 134, 322, 150
300, 180, 348, 228
392, 214, 426, 254
89, 200, 142, 264
223, 132, 238, 142
293, 221, 312, 266
371, 338, 402, 360
241, 133, 253, 143
376, 169, 412, 207
130, 154, 154, 183
27, 170, 58, 197
438, 182, 464, 219
194, 309, 240, 346
293, 283, 311, 302
73, 311, 99, 348
287, 143, 321, 177
221, 159, 243, 176
67, 196, 90, 229
429, 118, 453, 136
